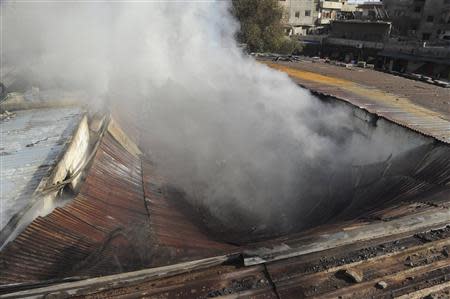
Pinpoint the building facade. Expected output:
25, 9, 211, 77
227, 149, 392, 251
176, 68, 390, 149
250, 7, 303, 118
279, 0, 319, 35
319, 0, 359, 24
356, 2, 389, 20
383, 0, 450, 41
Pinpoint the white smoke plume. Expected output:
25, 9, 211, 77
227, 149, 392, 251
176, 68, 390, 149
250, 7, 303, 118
1, 1, 428, 241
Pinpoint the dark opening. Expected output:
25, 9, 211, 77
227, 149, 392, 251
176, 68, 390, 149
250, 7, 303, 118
167, 97, 450, 244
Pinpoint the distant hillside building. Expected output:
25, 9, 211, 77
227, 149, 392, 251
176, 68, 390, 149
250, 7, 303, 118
279, 0, 319, 35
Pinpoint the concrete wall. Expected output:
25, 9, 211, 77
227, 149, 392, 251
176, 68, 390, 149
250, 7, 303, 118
318, 1, 359, 25
383, 0, 450, 41
417, 0, 450, 41
384, 41, 450, 59
279, 0, 319, 34
319, 8, 339, 25
330, 21, 392, 42
319, 0, 341, 24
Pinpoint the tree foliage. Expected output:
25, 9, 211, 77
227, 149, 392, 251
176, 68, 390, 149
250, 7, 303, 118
231, 0, 300, 54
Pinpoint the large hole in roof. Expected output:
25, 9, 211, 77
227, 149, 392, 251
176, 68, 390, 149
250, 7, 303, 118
162, 96, 450, 245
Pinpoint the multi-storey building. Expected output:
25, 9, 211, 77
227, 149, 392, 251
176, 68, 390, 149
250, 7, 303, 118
278, 0, 362, 34
383, 0, 450, 41
278, 0, 319, 35
356, 1, 389, 20
319, 0, 359, 24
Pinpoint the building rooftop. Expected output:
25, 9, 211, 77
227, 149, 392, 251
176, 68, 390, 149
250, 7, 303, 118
263, 59, 450, 142
1, 64, 450, 298
0, 107, 84, 233
0, 119, 237, 285
2, 192, 449, 298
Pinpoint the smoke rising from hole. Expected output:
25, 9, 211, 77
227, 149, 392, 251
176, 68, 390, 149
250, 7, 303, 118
2, 1, 429, 241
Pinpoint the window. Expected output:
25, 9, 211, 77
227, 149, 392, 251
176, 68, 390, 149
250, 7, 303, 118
422, 33, 431, 40
426, 15, 434, 22
414, 6, 422, 13
295, 11, 300, 18
305, 10, 311, 17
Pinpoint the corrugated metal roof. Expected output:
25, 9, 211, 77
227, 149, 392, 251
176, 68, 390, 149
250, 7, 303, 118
0, 123, 236, 285
2, 201, 448, 299
2, 118, 449, 296
0, 131, 151, 284
0, 124, 449, 297
264, 61, 450, 143
1, 61, 450, 297
142, 160, 236, 266
0, 107, 84, 232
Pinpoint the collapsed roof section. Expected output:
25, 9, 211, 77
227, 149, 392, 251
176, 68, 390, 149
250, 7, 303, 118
0, 102, 450, 298
1, 62, 450, 298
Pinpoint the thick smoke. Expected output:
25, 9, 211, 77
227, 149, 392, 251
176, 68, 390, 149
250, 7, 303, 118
2, 2, 429, 241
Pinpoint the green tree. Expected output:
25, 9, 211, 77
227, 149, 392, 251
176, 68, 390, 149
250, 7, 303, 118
231, 0, 300, 54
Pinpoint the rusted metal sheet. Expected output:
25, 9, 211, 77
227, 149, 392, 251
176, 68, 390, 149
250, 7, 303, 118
264, 61, 450, 143
4, 208, 449, 299
0, 128, 238, 286
267, 232, 450, 298
0, 259, 278, 298
334, 144, 450, 221
142, 160, 237, 266
0, 132, 152, 284
72, 264, 277, 299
